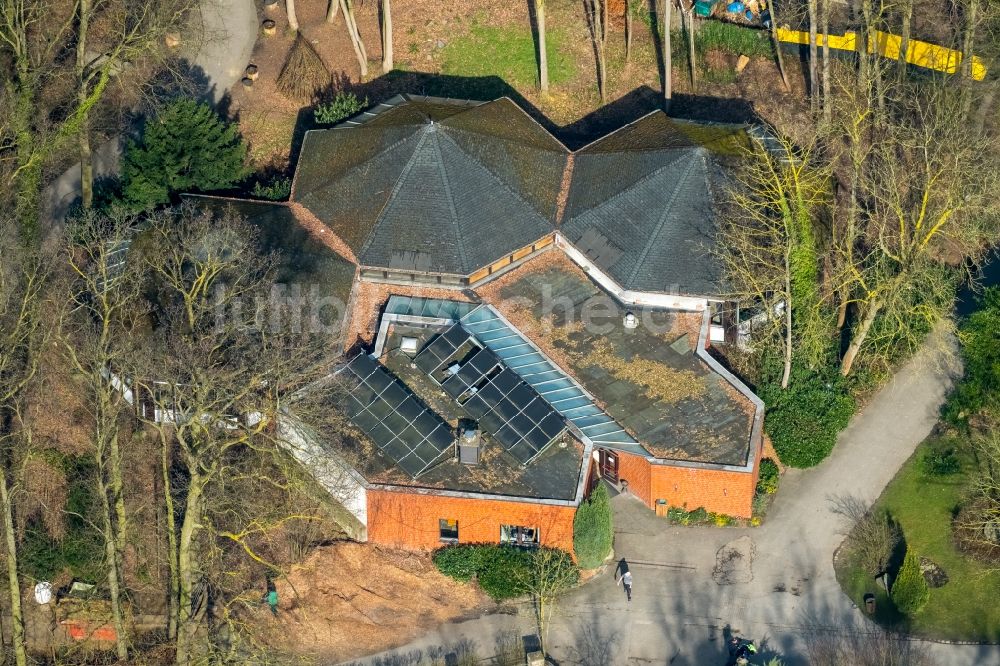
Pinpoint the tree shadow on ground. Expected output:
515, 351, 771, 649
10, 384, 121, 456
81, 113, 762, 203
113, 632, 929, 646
280, 71, 763, 158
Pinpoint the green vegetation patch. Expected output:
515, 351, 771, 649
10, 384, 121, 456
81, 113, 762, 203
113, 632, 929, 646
573, 484, 613, 569
696, 22, 774, 58
441, 25, 575, 90
433, 544, 578, 601
836, 437, 1000, 641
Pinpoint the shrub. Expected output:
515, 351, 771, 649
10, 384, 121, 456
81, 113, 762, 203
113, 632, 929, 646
314, 91, 367, 125
433, 544, 536, 600
919, 445, 961, 477
756, 458, 780, 495
251, 176, 292, 201
432, 544, 483, 582
761, 372, 856, 468
121, 99, 247, 209
892, 548, 930, 615
573, 484, 613, 569
944, 287, 1000, 424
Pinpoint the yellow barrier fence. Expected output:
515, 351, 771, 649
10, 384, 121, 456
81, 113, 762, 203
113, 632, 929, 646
774, 27, 987, 80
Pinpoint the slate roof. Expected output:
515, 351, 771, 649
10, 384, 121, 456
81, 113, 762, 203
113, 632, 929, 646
562, 113, 748, 297
289, 95, 749, 297
291, 95, 567, 276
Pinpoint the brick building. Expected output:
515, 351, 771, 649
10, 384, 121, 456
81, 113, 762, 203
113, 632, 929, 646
194, 94, 765, 556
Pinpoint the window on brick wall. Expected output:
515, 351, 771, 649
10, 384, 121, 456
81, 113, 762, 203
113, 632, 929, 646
500, 525, 539, 547
439, 518, 459, 542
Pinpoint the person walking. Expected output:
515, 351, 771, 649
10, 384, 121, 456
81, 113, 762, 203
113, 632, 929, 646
617, 570, 633, 602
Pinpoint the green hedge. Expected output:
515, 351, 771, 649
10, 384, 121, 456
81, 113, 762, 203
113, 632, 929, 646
433, 544, 534, 600
573, 484, 613, 569
761, 372, 856, 468
892, 548, 930, 615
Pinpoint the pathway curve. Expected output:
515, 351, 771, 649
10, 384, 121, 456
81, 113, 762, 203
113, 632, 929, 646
39, 0, 257, 225
350, 326, 1000, 665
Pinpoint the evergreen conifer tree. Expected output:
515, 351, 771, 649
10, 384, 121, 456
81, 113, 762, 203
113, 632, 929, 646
121, 100, 247, 209
892, 548, 930, 615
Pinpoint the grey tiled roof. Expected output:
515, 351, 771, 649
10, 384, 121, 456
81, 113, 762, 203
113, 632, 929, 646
562, 113, 748, 297
291, 96, 748, 294
292, 95, 566, 276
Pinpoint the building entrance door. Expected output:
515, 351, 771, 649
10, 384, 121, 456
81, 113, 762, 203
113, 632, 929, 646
599, 449, 619, 484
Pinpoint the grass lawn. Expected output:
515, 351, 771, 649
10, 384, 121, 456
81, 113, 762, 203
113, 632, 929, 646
836, 436, 1000, 642
441, 24, 575, 91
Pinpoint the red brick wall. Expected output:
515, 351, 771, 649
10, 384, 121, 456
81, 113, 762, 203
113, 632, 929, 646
615, 451, 651, 506
614, 449, 761, 518
366, 489, 577, 553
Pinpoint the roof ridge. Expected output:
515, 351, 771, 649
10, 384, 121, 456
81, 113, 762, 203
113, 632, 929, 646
624, 152, 704, 289
435, 128, 557, 228
554, 154, 575, 227
429, 129, 472, 273
358, 126, 436, 260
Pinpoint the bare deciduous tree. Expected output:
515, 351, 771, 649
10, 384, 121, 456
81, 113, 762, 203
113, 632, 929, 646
60, 211, 145, 660
715, 135, 831, 388
0, 218, 50, 666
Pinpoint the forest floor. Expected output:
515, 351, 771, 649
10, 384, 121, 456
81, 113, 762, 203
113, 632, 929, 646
228, 0, 817, 180
244, 541, 493, 662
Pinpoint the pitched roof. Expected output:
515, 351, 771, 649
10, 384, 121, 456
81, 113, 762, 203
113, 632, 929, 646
292, 95, 567, 276
562, 113, 748, 297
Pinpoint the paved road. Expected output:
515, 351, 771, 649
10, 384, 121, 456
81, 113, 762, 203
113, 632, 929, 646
348, 327, 1000, 666
39, 0, 257, 226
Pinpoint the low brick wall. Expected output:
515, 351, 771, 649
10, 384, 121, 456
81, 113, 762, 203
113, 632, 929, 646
366, 488, 577, 553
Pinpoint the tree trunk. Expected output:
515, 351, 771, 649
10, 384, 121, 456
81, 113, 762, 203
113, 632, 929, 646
381, 0, 393, 73
326, 0, 339, 22
686, 8, 697, 91
341, 0, 368, 78
808, 0, 818, 112
898, 0, 911, 79
161, 431, 179, 641
174, 475, 204, 666
768, 3, 790, 91
662, 0, 672, 111
98, 470, 128, 661
286, 0, 299, 32
625, 0, 632, 62
0, 472, 27, 666
537, 0, 549, 93
840, 296, 883, 376
821, 0, 831, 123
77, 0, 94, 210
601, 0, 608, 42
590, 0, 607, 102
960, 0, 978, 80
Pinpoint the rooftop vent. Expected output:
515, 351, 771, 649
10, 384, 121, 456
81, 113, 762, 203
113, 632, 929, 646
400, 337, 419, 355
457, 423, 482, 465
